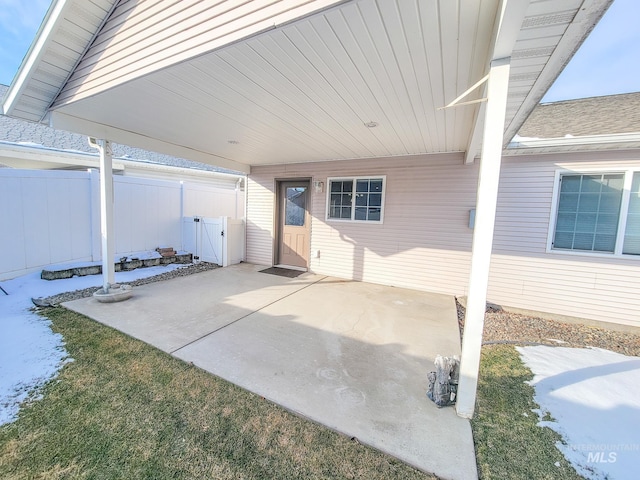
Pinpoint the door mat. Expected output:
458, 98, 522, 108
259, 267, 305, 278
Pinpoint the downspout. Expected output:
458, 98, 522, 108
88, 137, 116, 293
244, 174, 249, 262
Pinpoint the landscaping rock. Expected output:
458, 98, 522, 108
41, 269, 74, 280
41, 253, 192, 279
39, 262, 219, 305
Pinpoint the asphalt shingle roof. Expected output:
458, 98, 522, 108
0, 85, 239, 174
518, 92, 640, 139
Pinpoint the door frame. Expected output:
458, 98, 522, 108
274, 178, 312, 269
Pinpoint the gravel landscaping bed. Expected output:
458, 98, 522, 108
456, 299, 640, 357
40, 262, 219, 306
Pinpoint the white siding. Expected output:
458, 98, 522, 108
247, 150, 640, 327
55, 0, 345, 106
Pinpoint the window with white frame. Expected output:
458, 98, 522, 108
551, 171, 640, 255
327, 177, 385, 222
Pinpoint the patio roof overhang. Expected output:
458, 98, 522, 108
2, 0, 612, 175
1, 0, 614, 422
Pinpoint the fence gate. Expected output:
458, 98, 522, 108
182, 216, 223, 266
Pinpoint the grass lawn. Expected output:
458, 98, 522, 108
0, 307, 432, 480
1, 308, 587, 479
472, 345, 583, 480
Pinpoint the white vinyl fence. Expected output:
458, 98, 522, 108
182, 217, 245, 267
0, 169, 245, 280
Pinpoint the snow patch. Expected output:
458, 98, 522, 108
0, 262, 186, 426
518, 345, 640, 480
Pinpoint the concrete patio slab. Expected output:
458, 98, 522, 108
64, 264, 323, 352
64, 263, 477, 480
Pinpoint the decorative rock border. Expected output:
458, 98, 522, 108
41, 253, 193, 280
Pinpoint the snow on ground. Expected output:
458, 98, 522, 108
518, 345, 640, 480
0, 263, 186, 426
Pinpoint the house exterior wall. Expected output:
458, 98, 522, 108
489, 150, 640, 327
247, 150, 640, 327
247, 153, 479, 295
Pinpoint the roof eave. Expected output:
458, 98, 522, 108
505, 132, 640, 154
503, 0, 614, 145
2, 0, 68, 117
2, 0, 118, 121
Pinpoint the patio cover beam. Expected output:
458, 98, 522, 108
50, 111, 251, 174
456, 57, 511, 419
464, 0, 530, 165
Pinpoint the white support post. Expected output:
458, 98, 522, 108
97, 139, 115, 292
456, 57, 511, 419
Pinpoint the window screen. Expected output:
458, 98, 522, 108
553, 174, 623, 252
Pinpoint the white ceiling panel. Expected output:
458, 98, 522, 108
39, 0, 612, 170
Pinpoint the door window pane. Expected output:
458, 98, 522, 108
285, 187, 306, 226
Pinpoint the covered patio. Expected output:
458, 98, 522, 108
63, 263, 475, 480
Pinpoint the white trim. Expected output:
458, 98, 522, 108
50, 111, 250, 174
616, 172, 634, 255
457, 57, 511, 419
503, 0, 614, 145
0, 141, 244, 181
545, 169, 563, 253
546, 167, 640, 259
508, 132, 640, 150
325, 175, 386, 224
2, 0, 68, 116
96, 139, 115, 290
492, 0, 530, 61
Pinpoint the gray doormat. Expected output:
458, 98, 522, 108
259, 267, 305, 278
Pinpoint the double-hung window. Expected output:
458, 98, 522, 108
327, 176, 385, 223
550, 171, 640, 256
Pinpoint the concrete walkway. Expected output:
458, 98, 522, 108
64, 263, 477, 480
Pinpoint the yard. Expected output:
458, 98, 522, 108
0, 306, 432, 480
1, 270, 639, 479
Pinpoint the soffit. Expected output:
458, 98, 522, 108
2, 0, 118, 121
14, 0, 613, 170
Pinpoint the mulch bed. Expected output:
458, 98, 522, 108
456, 299, 640, 357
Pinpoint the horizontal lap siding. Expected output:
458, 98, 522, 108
246, 174, 276, 265
248, 154, 477, 295
489, 151, 640, 327
55, 0, 344, 106
248, 150, 640, 327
